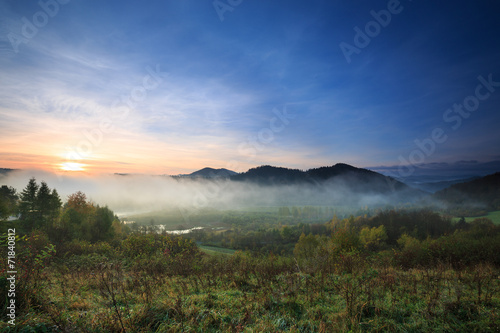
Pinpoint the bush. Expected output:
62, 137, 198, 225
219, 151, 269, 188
122, 233, 165, 257
394, 226, 500, 269
122, 233, 202, 276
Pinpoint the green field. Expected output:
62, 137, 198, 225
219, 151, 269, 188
198, 244, 236, 256
452, 210, 500, 225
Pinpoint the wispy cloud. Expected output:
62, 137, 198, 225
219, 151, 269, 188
0, 1, 499, 175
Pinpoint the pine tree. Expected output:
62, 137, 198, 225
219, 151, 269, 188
36, 181, 52, 228
19, 178, 39, 230
0, 185, 18, 221
49, 189, 62, 221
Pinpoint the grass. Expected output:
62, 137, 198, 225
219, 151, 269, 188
452, 210, 500, 225
198, 245, 236, 256
3, 255, 499, 332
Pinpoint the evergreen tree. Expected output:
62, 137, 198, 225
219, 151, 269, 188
36, 181, 52, 228
0, 185, 18, 221
34, 182, 62, 230
49, 189, 62, 220
19, 177, 39, 230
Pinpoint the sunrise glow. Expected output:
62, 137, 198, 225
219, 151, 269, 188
60, 162, 86, 172
0, 1, 498, 177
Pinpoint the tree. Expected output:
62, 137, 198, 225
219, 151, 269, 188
280, 226, 296, 243
66, 191, 90, 215
294, 233, 320, 260
456, 217, 468, 230
469, 217, 495, 238
61, 191, 93, 240
360, 225, 388, 251
279, 207, 291, 217
17, 179, 63, 231
49, 189, 62, 220
0, 185, 18, 221
36, 181, 52, 228
329, 217, 361, 253
112, 219, 128, 239
60, 192, 118, 243
89, 206, 115, 242
19, 178, 39, 230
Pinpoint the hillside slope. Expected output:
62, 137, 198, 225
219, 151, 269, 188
433, 172, 500, 211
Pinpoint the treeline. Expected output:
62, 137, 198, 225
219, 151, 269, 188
0, 178, 126, 246
294, 211, 500, 270
191, 209, 453, 254
190, 222, 327, 254
188, 209, 500, 268
3, 178, 499, 270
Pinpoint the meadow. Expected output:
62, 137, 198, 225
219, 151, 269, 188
1, 208, 499, 332
452, 210, 500, 225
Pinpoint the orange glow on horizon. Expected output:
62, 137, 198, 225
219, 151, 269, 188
59, 162, 86, 172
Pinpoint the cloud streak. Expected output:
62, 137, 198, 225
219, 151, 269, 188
0, 1, 499, 175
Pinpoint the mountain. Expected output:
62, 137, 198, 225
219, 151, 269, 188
231, 163, 418, 195
306, 164, 407, 190
179, 167, 237, 179
230, 165, 304, 184
433, 172, 500, 211
369, 160, 500, 193
0, 168, 16, 179
399, 176, 481, 193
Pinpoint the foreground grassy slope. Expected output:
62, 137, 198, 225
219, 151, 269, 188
2, 208, 499, 332
1, 249, 499, 332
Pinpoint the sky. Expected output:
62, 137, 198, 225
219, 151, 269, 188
1, 0, 500, 178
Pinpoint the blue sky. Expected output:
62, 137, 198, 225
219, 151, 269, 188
1, 0, 499, 176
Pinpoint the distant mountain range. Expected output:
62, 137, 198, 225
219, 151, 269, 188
370, 160, 500, 193
177, 164, 500, 207
179, 164, 409, 187
3, 164, 498, 208
230, 164, 410, 191
394, 176, 481, 193
176, 167, 237, 179
176, 164, 425, 205
433, 172, 500, 211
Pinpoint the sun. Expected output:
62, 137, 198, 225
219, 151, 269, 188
60, 162, 86, 172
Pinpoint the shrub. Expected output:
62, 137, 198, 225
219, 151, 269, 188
360, 225, 388, 251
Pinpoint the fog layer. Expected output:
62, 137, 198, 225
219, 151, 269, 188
1, 170, 421, 216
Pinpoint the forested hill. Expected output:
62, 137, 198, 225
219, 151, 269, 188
306, 164, 408, 191
230, 165, 305, 184
186, 167, 237, 178
0, 168, 15, 178
433, 172, 500, 211
230, 163, 415, 193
